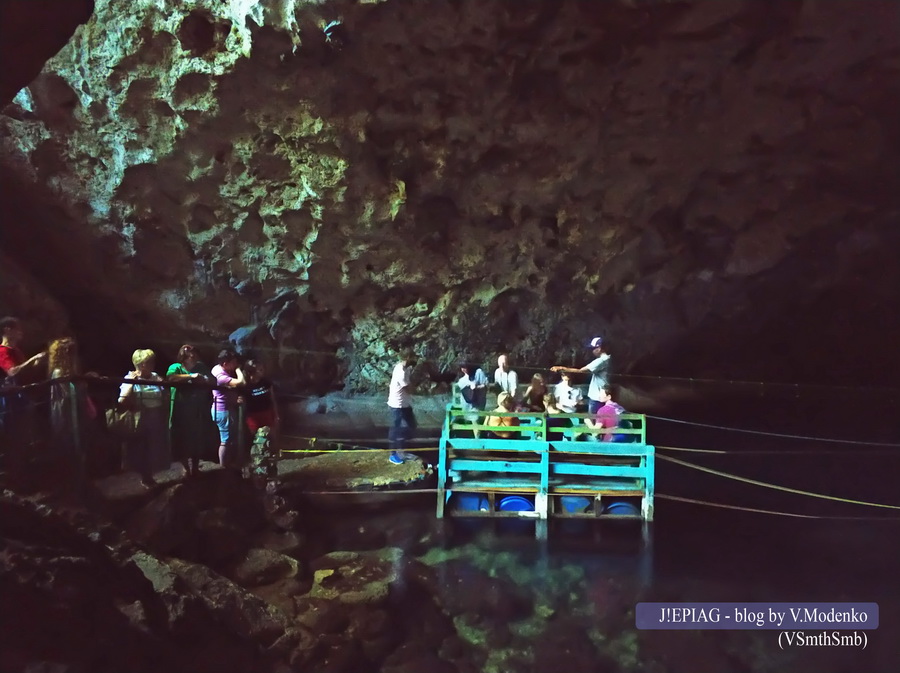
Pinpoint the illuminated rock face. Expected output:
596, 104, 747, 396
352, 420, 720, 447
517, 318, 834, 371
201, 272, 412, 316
1, 0, 899, 388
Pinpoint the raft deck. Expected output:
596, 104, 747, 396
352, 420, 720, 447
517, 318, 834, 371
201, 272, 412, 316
436, 405, 655, 539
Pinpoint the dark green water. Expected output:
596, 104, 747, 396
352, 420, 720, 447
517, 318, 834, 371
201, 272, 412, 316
302, 385, 900, 673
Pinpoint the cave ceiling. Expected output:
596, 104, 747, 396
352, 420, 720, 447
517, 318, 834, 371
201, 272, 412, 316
1, 0, 899, 390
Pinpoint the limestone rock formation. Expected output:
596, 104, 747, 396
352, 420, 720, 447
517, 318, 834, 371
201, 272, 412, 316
1, 0, 899, 389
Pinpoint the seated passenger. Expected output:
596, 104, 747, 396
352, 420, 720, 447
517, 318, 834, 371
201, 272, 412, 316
543, 393, 567, 441
554, 371, 583, 414
587, 385, 627, 441
521, 373, 548, 412
493, 353, 518, 401
457, 361, 489, 436
485, 392, 520, 439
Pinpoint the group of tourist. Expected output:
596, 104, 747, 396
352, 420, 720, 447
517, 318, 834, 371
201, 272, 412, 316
386, 335, 627, 463
0, 316, 278, 488
3, 313, 629, 477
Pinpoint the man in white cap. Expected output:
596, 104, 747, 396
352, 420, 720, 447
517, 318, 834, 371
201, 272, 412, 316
493, 353, 518, 401
551, 336, 611, 414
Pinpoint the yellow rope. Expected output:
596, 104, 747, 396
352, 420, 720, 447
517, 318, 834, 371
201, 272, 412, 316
657, 453, 900, 510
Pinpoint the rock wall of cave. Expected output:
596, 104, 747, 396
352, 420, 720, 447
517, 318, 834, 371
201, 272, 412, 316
1, 0, 899, 390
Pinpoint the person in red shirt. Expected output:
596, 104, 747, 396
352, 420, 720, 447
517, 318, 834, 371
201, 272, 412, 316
243, 359, 279, 435
0, 316, 46, 381
1, 316, 47, 480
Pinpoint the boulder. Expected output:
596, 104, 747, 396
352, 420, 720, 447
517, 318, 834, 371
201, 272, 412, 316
228, 548, 300, 587
307, 548, 404, 606
167, 558, 289, 647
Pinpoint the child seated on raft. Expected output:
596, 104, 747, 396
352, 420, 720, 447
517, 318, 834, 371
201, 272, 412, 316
484, 392, 520, 439
543, 393, 568, 441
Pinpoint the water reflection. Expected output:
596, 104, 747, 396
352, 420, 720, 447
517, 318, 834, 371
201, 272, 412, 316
296, 385, 899, 672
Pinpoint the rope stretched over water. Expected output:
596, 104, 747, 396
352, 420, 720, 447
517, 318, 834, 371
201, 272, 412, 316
655, 444, 900, 456
288, 487, 900, 521
648, 415, 900, 447
655, 494, 900, 520
657, 454, 900, 510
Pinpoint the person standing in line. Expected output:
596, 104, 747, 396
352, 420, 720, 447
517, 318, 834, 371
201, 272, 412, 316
493, 353, 518, 402
48, 337, 94, 450
1, 317, 47, 480
167, 344, 214, 478
118, 349, 170, 487
0, 316, 47, 381
211, 348, 245, 467
243, 359, 279, 436
551, 336, 611, 414
387, 350, 418, 464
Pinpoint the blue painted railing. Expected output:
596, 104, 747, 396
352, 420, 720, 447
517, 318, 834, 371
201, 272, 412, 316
436, 404, 655, 538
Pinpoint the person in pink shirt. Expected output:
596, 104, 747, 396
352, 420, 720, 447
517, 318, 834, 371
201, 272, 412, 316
211, 348, 245, 466
588, 385, 626, 442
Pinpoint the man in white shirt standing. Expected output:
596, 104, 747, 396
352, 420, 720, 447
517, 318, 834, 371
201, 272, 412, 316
551, 336, 611, 415
493, 353, 518, 402
387, 350, 418, 464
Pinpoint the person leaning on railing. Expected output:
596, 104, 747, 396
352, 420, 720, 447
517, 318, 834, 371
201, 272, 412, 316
211, 349, 245, 468
118, 349, 170, 487
48, 337, 97, 457
167, 344, 214, 478
0, 316, 47, 381
1, 317, 47, 479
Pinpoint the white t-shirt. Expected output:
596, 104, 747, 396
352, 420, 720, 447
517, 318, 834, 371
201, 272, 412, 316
494, 367, 518, 398
585, 354, 611, 401
554, 381, 583, 413
387, 362, 412, 408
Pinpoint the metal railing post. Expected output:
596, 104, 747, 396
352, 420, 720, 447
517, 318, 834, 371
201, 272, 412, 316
68, 382, 85, 497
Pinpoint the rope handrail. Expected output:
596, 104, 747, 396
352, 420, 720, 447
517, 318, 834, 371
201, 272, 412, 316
141, 336, 900, 395
655, 444, 900, 456
648, 414, 900, 448
0, 373, 246, 396
656, 494, 900, 521
657, 453, 900, 510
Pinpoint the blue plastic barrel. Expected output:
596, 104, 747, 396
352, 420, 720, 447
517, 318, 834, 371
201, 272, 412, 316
497, 495, 534, 534
603, 500, 640, 516
452, 494, 490, 512
560, 496, 592, 514
498, 495, 535, 512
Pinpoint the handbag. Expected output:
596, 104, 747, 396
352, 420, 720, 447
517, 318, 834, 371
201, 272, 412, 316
105, 407, 141, 438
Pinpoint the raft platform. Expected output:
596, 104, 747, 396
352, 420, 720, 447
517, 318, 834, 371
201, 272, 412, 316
436, 405, 655, 540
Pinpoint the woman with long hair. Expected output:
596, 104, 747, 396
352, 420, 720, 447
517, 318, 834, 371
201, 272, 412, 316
47, 338, 95, 475
522, 373, 548, 412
